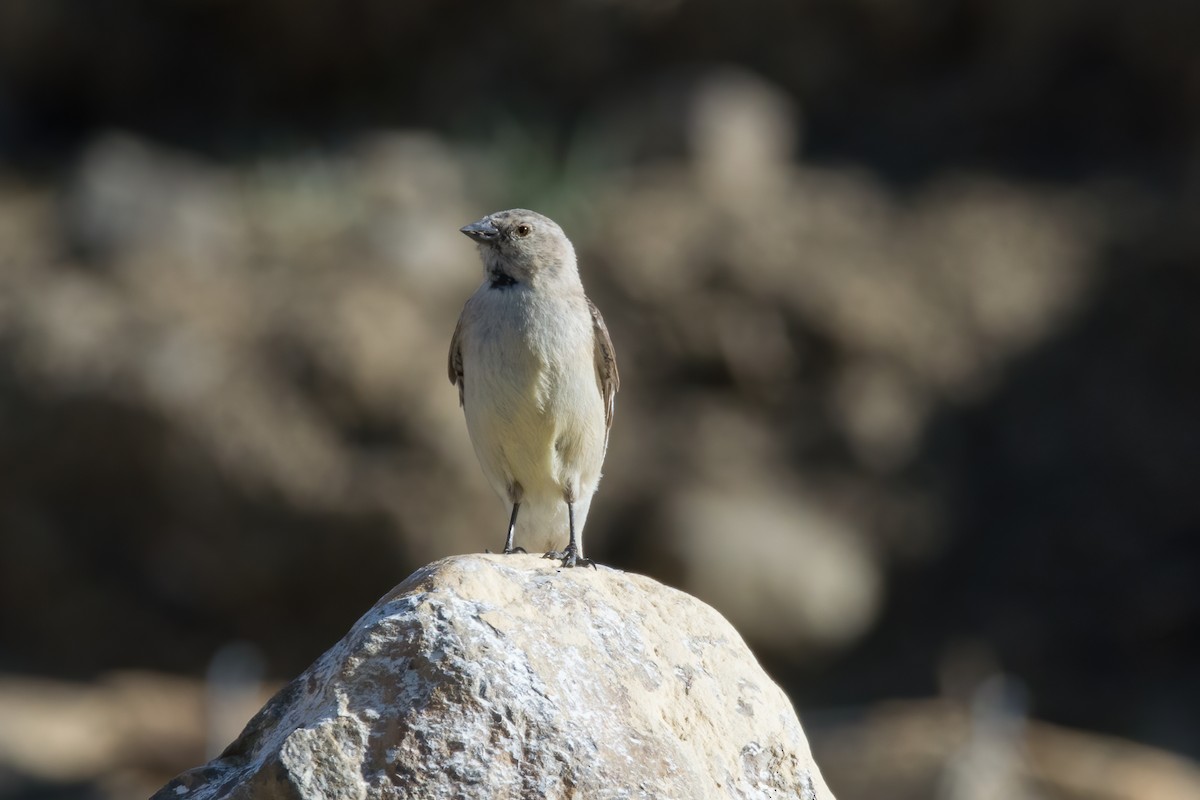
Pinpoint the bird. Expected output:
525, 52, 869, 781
449, 209, 619, 568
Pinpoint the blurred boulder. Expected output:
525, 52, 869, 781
0, 670, 276, 799
657, 485, 881, 657
813, 697, 1200, 800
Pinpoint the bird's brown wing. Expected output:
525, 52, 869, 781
448, 311, 466, 408
588, 297, 620, 445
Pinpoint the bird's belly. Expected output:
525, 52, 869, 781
462, 336, 603, 501
462, 339, 551, 488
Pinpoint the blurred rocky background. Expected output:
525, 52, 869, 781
1, 1, 1199, 798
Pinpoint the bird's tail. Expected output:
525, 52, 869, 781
513, 495, 593, 555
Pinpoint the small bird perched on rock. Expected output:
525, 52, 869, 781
449, 209, 619, 568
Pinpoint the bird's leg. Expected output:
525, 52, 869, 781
486, 481, 526, 555
543, 500, 596, 569
502, 502, 526, 555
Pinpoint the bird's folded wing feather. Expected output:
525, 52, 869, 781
448, 311, 466, 407
588, 297, 620, 442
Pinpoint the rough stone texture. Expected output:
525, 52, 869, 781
153, 554, 834, 800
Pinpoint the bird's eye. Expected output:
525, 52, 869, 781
516, 224, 532, 237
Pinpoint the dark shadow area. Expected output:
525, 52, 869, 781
0, 372, 411, 679
794, 217, 1200, 759
1, 1, 1196, 186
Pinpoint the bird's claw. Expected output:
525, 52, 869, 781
542, 545, 596, 569
485, 546, 528, 555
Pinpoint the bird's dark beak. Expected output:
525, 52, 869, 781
460, 218, 500, 242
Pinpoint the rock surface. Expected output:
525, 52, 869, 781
153, 554, 834, 800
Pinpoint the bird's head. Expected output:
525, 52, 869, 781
460, 209, 577, 286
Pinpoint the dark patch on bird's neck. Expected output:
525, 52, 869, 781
488, 270, 518, 290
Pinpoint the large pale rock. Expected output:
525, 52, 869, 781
154, 554, 834, 799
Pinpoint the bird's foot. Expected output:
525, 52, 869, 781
485, 546, 527, 555
542, 544, 597, 569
